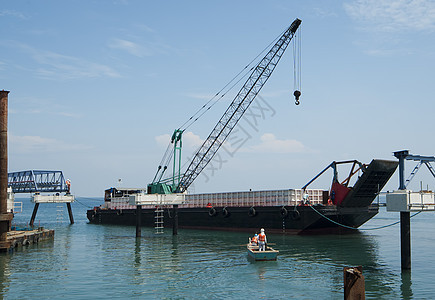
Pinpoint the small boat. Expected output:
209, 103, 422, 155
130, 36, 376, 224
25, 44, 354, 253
247, 244, 279, 261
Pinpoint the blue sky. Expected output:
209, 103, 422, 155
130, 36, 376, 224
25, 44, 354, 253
2, 0, 435, 197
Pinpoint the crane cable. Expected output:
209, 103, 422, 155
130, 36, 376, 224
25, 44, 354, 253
153, 143, 177, 184
177, 26, 289, 132
154, 24, 298, 180
179, 69, 251, 132
293, 26, 301, 105
152, 142, 173, 183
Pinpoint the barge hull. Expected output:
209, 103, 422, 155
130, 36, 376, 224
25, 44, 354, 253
87, 205, 379, 235
87, 159, 396, 234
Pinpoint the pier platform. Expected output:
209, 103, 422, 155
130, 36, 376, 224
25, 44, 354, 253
0, 228, 55, 252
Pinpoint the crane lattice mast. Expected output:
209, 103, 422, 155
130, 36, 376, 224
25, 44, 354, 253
176, 18, 301, 192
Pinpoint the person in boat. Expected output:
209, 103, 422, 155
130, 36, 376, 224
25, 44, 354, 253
250, 233, 258, 246
258, 228, 267, 251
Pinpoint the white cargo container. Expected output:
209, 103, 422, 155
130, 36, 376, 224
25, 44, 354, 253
106, 188, 325, 210
182, 189, 324, 208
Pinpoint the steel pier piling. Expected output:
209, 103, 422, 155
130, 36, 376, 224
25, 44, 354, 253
172, 205, 178, 235
394, 150, 411, 270
135, 205, 142, 237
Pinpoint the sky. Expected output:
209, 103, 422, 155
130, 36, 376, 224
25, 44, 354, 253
1, 0, 435, 197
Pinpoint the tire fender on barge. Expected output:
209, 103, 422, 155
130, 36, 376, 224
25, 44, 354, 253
280, 206, 288, 218
208, 207, 217, 217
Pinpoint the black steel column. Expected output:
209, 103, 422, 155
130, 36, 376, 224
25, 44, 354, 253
29, 203, 39, 226
394, 150, 408, 190
394, 150, 411, 271
135, 205, 142, 238
66, 203, 74, 224
172, 205, 178, 235
400, 211, 411, 270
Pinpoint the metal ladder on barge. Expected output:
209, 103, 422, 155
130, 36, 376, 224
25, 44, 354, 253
154, 206, 164, 234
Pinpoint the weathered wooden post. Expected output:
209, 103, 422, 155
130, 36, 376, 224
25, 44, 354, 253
344, 266, 365, 300
0, 90, 13, 251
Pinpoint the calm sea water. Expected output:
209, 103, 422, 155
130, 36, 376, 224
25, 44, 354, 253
1, 197, 434, 299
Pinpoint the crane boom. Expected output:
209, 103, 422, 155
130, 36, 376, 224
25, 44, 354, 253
176, 18, 301, 193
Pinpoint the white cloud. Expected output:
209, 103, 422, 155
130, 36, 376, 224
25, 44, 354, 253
11, 107, 81, 118
9, 95, 81, 118
183, 131, 204, 150
8, 42, 119, 80
344, 0, 435, 32
33, 51, 120, 79
9, 134, 92, 153
155, 133, 171, 148
155, 131, 203, 152
156, 132, 307, 156
245, 133, 307, 154
0, 9, 27, 20
109, 38, 152, 57
136, 24, 155, 33
312, 6, 338, 18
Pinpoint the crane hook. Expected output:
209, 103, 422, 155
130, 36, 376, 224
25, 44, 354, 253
293, 90, 301, 105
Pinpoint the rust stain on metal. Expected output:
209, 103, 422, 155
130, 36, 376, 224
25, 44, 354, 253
0, 90, 11, 251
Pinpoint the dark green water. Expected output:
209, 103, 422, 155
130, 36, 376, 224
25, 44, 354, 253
1, 198, 434, 299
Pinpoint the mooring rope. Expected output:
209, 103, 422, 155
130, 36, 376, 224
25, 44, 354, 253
75, 196, 102, 202
74, 196, 103, 208
73, 198, 93, 208
307, 204, 422, 231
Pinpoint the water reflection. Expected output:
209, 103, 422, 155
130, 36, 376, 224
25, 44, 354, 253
252, 231, 404, 298
401, 271, 413, 299
3, 201, 430, 299
134, 238, 141, 267
256, 265, 266, 280
0, 254, 10, 295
